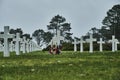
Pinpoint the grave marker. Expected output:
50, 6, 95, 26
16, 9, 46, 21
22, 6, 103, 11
0, 26, 14, 57
26, 38, 30, 53
78, 37, 85, 52
22, 36, 27, 53
109, 35, 119, 52
72, 38, 78, 52
9, 41, 15, 52
97, 38, 105, 52
48, 29, 64, 54
0, 41, 3, 52
115, 42, 119, 51
13, 33, 22, 55
86, 34, 96, 53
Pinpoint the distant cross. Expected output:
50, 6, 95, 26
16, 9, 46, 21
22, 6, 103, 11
9, 41, 15, 52
22, 36, 27, 53
78, 37, 85, 52
115, 42, 119, 51
30, 40, 33, 52
72, 38, 78, 52
86, 34, 96, 53
0, 41, 3, 52
97, 38, 105, 52
31, 41, 37, 51
26, 38, 30, 53
109, 35, 119, 52
0, 26, 15, 57
13, 33, 22, 55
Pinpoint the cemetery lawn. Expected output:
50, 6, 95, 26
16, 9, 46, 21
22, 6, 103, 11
0, 51, 120, 80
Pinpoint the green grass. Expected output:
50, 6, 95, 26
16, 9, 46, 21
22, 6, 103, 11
0, 51, 120, 80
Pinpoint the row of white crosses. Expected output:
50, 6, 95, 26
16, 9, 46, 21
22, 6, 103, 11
72, 34, 119, 53
0, 26, 40, 57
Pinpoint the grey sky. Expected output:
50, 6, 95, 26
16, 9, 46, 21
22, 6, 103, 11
0, 0, 119, 37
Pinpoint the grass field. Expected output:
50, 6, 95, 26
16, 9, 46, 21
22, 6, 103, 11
0, 51, 120, 80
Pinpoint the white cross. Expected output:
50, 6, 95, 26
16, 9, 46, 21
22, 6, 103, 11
9, 41, 15, 52
30, 41, 36, 51
0, 41, 3, 52
97, 38, 105, 52
48, 30, 64, 47
78, 37, 85, 52
109, 35, 119, 52
22, 36, 27, 53
72, 38, 78, 52
0, 26, 15, 57
26, 38, 30, 53
29, 40, 33, 52
13, 33, 22, 55
86, 34, 96, 53
115, 41, 119, 51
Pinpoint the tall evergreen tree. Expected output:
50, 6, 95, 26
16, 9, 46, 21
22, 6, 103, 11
47, 14, 72, 41
102, 4, 120, 40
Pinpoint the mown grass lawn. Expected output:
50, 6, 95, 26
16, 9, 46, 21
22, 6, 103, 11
0, 51, 120, 80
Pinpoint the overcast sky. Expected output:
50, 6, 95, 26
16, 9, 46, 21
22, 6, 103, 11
0, 0, 119, 37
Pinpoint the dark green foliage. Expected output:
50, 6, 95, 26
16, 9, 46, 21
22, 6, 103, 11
22, 33, 31, 39
102, 4, 120, 40
83, 4, 120, 41
65, 32, 73, 42
10, 28, 23, 38
62, 42, 73, 51
43, 32, 53, 45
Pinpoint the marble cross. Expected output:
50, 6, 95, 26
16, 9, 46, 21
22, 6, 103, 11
22, 36, 27, 53
26, 38, 30, 53
78, 37, 85, 52
13, 33, 22, 55
9, 41, 15, 52
115, 41, 119, 51
0, 41, 3, 52
86, 34, 96, 53
72, 38, 78, 52
0, 26, 15, 57
29, 40, 33, 52
109, 35, 119, 52
97, 38, 105, 52
29, 41, 34, 51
